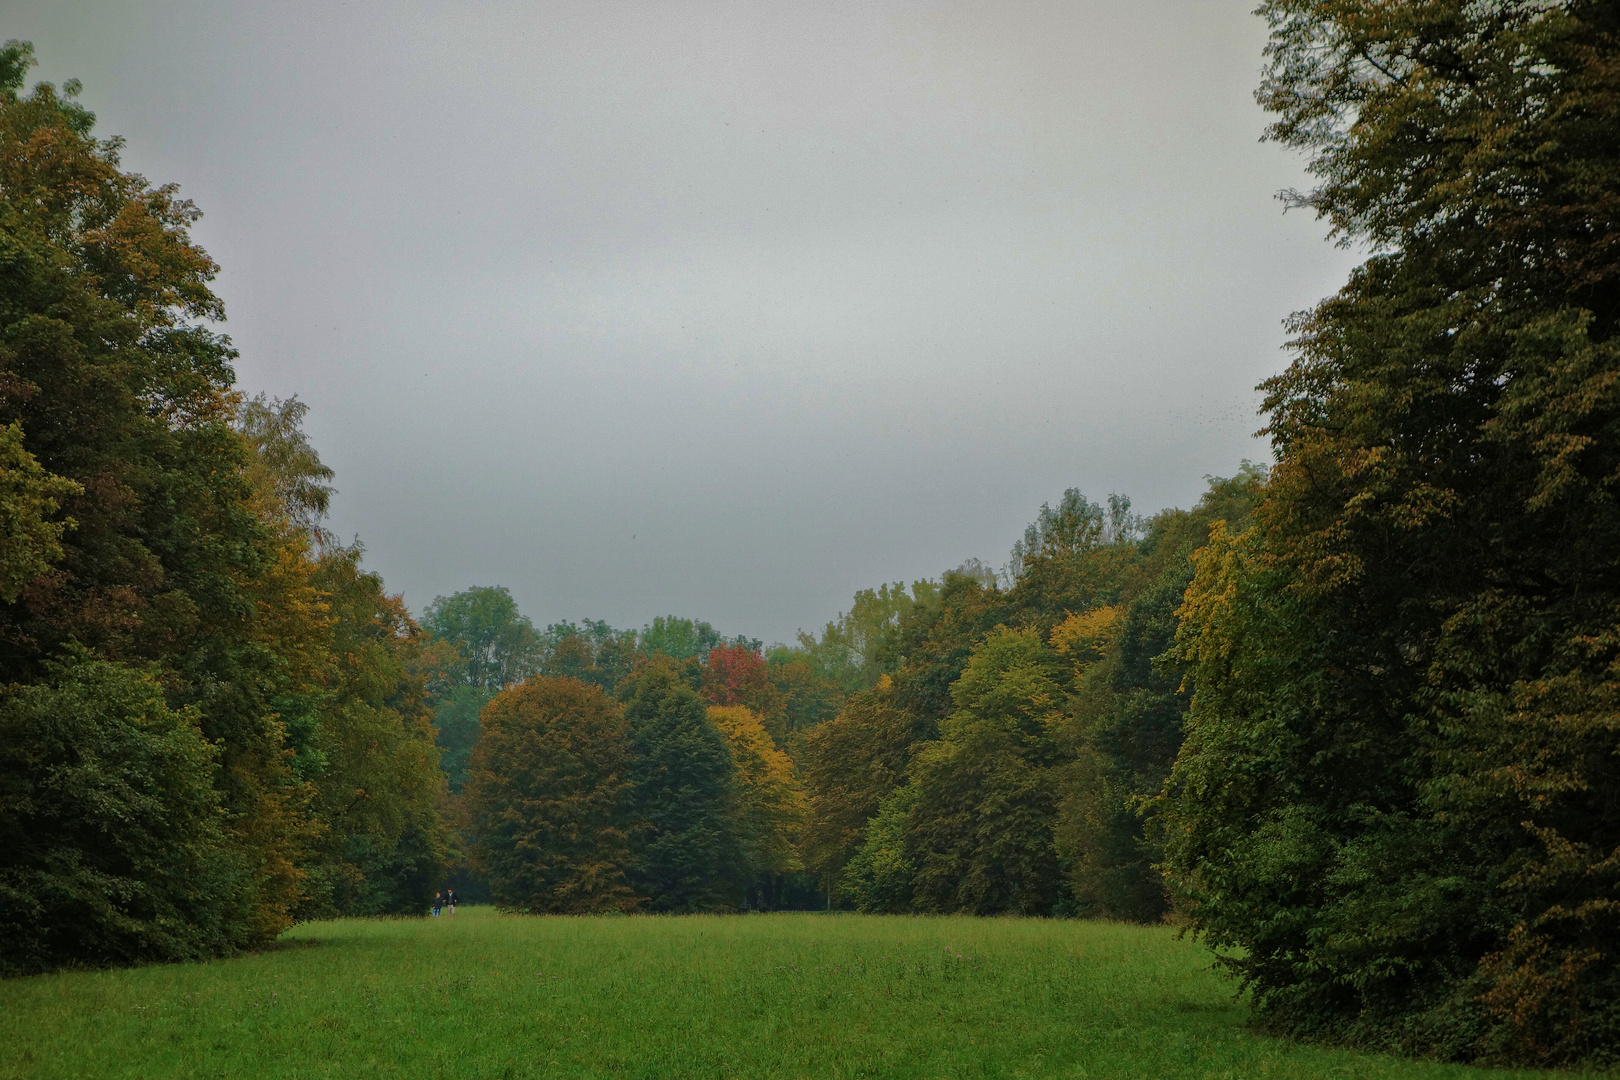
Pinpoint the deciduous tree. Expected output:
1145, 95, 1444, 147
1159, 2, 1620, 1064
707, 705, 806, 891
0, 41, 308, 946
904, 626, 1067, 915
799, 677, 928, 894
465, 677, 637, 913
0, 654, 241, 974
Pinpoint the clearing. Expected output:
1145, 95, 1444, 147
0, 908, 1602, 1079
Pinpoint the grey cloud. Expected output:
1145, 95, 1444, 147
9, 0, 1361, 643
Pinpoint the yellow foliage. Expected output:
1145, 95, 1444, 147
708, 705, 808, 876
1049, 606, 1123, 665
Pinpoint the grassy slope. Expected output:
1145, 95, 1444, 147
0, 909, 1604, 1080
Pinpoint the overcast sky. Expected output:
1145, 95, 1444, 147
9, 1, 1360, 645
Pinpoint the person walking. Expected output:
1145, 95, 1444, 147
446, 889, 457, 916
432, 891, 442, 917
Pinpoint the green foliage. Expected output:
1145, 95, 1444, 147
639, 615, 722, 661
798, 481, 1249, 919
235, 395, 334, 542
903, 627, 1067, 915
420, 586, 543, 792
465, 676, 638, 913
0, 421, 80, 603
887, 568, 1011, 726
537, 618, 641, 692
1057, 470, 1263, 921
840, 783, 919, 913
429, 685, 490, 792
0, 654, 246, 975
799, 679, 930, 889
1156, 2, 1620, 1066
790, 581, 941, 693
420, 586, 540, 693
762, 652, 845, 734
0, 39, 309, 947
298, 547, 447, 918
1006, 492, 1141, 628
231, 392, 448, 919
620, 662, 744, 911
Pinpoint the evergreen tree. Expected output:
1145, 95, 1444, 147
620, 662, 742, 911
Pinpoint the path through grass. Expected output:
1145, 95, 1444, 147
0, 908, 1605, 1079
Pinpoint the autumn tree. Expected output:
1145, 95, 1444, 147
702, 644, 787, 741
798, 677, 929, 895
464, 677, 637, 913
421, 585, 541, 789
232, 393, 449, 918
707, 705, 807, 903
1055, 470, 1262, 921
0, 41, 308, 953
1159, 3, 1620, 1065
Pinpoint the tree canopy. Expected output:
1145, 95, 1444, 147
1157, 1, 1620, 1066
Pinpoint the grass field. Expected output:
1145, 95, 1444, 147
0, 908, 1608, 1080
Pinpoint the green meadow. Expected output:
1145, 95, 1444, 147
0, 909, 1605, 1080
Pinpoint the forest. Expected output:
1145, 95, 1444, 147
1, 0, 1617, 1071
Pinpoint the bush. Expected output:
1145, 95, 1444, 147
0, 655, 249, 974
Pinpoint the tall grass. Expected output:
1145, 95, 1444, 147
0, 909, 1601, 1079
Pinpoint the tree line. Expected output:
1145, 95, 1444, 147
412, 475, 1256, 919
2, 0, 1617, 1067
